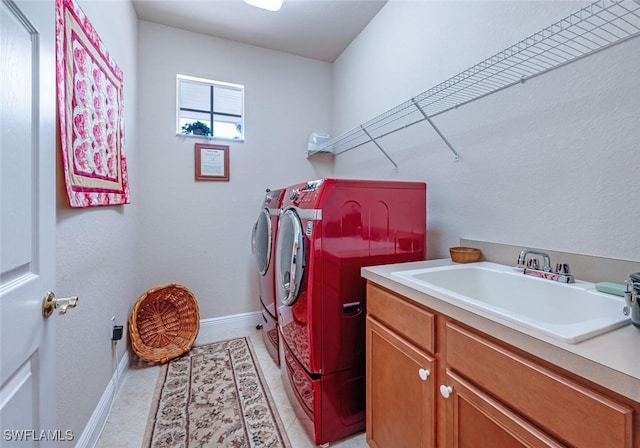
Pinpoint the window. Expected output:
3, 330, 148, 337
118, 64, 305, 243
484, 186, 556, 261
176, 74, 244, 141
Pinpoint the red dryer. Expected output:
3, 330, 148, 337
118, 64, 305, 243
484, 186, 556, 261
251, 187, 286, 365
275, 178, 426, 444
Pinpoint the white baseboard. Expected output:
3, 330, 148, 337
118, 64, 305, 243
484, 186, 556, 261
76, 348, 129, 448
83, 311, 261, 447
196, 311, 262, 344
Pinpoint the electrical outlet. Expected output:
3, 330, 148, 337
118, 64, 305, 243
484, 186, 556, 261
110, 315, 123, 341
111, 325, 123, 341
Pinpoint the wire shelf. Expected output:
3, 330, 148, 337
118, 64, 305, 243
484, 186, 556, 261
307, 0, 640, 161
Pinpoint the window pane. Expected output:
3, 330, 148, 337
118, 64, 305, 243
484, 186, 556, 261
179, 110, 210, 122
180, 80, 210, 111
177, 74, 244, 141
214, 85, 242, 116
213, 123, 241, 140
213, 114, 242, 139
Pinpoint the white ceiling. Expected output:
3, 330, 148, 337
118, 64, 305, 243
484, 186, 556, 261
131, 0, 388, 62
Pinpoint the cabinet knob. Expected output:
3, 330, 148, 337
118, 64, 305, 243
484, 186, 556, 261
439, 385, 453, 399
418, 368, 430, 381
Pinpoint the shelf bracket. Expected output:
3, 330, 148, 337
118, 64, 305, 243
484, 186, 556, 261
361, 125, 399, 170
411, 98, 460, 161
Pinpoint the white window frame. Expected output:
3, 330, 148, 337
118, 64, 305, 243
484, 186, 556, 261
176, 74, 245, 141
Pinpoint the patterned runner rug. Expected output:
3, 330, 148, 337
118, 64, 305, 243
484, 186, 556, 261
143, 337, 291, 447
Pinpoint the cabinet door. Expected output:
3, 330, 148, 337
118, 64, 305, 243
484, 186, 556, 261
440, 369, 564, 448
445, 322, 633, 448
366, 316, 435, 448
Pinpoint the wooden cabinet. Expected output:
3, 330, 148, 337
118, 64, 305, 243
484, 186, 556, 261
441, 369, 564, 448
366, 318, 435, 448
366, 282, 635, 448
366, 283, 437, 448
443, 322, 632, 448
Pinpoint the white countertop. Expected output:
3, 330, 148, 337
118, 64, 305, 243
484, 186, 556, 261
362, 259, 640, 402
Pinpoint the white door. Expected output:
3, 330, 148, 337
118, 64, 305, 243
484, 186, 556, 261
1, 0, 59, 445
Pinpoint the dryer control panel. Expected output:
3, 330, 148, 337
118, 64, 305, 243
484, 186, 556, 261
301, 179, 323, 192
289, 179, 324, 206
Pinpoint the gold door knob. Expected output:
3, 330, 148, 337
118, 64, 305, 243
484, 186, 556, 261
42, 291, 79, 318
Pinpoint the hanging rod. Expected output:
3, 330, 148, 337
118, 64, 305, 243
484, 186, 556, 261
306, 0, 640, 164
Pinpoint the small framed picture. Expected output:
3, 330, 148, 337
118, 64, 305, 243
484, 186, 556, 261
194, 143, 229, 181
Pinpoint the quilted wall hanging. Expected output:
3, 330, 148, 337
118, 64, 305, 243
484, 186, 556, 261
55, 0, 130, 207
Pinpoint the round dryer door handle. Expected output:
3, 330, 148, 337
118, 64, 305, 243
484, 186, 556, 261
279, 208, 304, 306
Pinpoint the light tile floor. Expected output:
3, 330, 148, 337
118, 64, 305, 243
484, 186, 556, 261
96, 326, 367, 447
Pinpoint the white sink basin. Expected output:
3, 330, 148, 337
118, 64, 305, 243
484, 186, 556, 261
390, 262, 629, 343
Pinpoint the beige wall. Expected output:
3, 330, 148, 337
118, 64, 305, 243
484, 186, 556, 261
135, 20, 333, 319
330, 0, 640, 264
55, 3, 335, 440
55, 0, 140, 442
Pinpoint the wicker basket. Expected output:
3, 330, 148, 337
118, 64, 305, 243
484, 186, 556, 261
449, 247, 482, 263
129, 283, 200, 363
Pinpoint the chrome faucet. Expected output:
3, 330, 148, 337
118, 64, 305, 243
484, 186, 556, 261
517, 249, 552, 272
516, 248, 575, 283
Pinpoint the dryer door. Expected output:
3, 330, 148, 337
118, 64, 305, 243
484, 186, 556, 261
252, 208, 272, 275
276, 208, 304, 306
